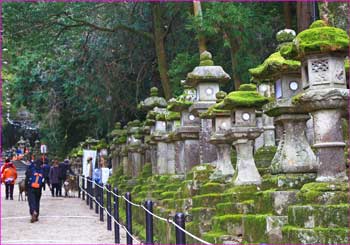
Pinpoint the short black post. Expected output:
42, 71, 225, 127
89, 181, 94, 210
113, 187, 120, 244
82, 175, 85, 200
125, 192, 133, 245
106, 184, 112, 231
145, 200, 154, 245
99, 183, 104, 222
78, 176, 81, 198
174, 213, 186, 245
95, 181, 99, 214
86, 177, 90, 206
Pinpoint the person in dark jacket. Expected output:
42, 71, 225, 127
42, 159, 51, 191
49, 160, 60, 197
25, 159, 43, 223
58, 159, 75, 197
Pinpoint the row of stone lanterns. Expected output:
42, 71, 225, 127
109, 20, 349, 185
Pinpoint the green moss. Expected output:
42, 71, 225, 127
295, 25, 349, 57
254, 146, 277, 169
345, 58, 349, 73
199, 182, 225, 195
282, 226, 349, 244
276, 29, 296, 43
310, 20, 328, 29
249, 52, 300, 81
212, 214, 243, 233
279, 41, 299, 60
155, 113, 166, 121
238, 83, 257, 91
165, 111, 180, 121
262, 173, 317, 191
222, 90, 271, 109
140, 163, 152, 178
243, 215, 268, 243
192, 193, 223, 207
202, 231, 226, 244
160, 191, 177, 199
291, 92, 303, 105
288, 204, 349, 228
216, 200, 255, 215
199, 59, 214, 66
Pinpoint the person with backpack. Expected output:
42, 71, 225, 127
1, 158, 18, 200
49, 160, 61, 197
25, 159, 44, 223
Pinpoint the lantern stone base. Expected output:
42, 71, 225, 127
271, 114, 317, 174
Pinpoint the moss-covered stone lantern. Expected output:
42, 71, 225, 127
139, 87, 168, 175
201, 91, 235, 178
126, 120, 143, 177
169, 81, 200, 174
221, 84, 270, 185
290, 21, 349, 182
110, 122, 125, 174
186, 51, 231, 165
250, 29, 317, 175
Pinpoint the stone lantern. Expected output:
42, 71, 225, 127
150, 108, 170, 174
290, 21, 349, 182
120, 126, 130, 176
169, 82, 200, 174
126, 120, 143, 177
250, 29, 317, 175
163, 111, 181, 174
138, 87, 167, 174
187, 51, 231, 164
201, 91, 235, 178
110, 122, 125, 174
220, 84, 270, 185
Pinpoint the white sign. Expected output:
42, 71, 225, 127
40, 145, 47, 154
82, 149, 97, 183
100, 149, 108, 156
101, 167, 110, 185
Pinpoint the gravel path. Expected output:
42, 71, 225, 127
0, 177, 130, 244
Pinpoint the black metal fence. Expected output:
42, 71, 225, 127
78, 175, 210, 245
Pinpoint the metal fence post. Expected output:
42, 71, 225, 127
125, 192, 133, 245
95, 181, 99, 214
144, 200, 154, 245
174, 212, 186, 245
82, 175, 85, 200
78, 176, 81, 198
113, 187, 120, 244
89, 180, 94, 210
99, 183, 104, 222
106, 184, 112, 231
86, 177, 90, 206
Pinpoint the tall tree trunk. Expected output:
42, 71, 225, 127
296, 2, 313, 32
283, 2, 292, 29
227, 36, 241, 91
152, 3, 172, 100
193, 0, 206, 54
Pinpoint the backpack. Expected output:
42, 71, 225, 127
29, 166, 43, 189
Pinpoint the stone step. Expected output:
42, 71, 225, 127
262, 173, 317, 191
212, 214, 244, 236
216, 200, 255, 215
199, 182, 226, 195
288, 204, 349, 228
297, 182, 349, 205
190, 207, 216, 222
282, 226, 349, 244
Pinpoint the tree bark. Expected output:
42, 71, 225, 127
296, 2, 313, 32
227, 35, 241, 91
193, 0, 206, 54
283, 2, 292, 29
152, 3, 172, 100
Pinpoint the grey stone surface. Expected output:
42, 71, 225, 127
266, 215, 288, 243
272, 191, 297, 215
271, 114, 317, 174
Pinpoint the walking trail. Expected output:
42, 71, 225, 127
1, 176, 129, 244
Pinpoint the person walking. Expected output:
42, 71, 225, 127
1, 158, 17, 200
25, 159, 44, 223
42, 159, 51, 191
59, 159, 75, 197
49, 160, 60, 197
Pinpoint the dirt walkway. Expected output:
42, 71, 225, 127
0, 180, 129, 244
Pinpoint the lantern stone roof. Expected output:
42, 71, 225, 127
186, 51, 230, 87
220, 84, 271, 110
138, 87, 167, 111
283, 20, 349, 59
200, 91, 230, 119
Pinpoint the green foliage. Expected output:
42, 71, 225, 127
238, 83, 256, 91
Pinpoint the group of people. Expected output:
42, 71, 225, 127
1, 156, 76, 223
